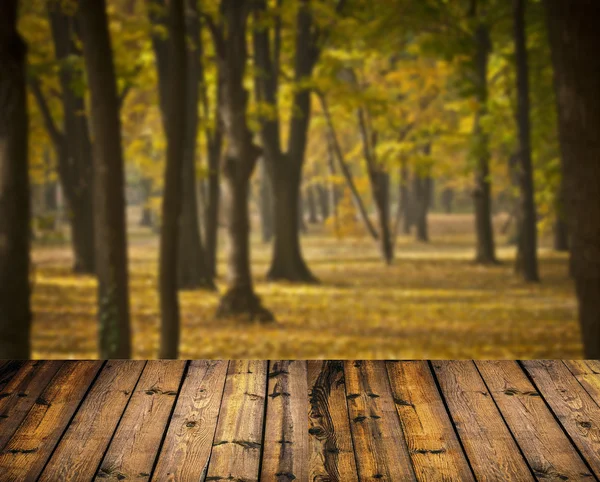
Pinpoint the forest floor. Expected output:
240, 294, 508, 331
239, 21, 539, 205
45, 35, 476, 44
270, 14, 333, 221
30, 213, 580, 359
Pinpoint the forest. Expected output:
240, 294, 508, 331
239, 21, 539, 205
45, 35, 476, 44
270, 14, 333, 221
0, 0, 598, 360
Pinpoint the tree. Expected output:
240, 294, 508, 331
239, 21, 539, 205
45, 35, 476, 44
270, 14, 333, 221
209, 0, 273, 321
78, 0, 131, 358
512, 0, 539, 282
31, 3, 96, 274
0, 0, 31, 359
545, 0, 600, 357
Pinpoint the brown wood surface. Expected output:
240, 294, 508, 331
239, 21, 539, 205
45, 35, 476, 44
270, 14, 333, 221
344, 360, 416, 481
0, 360, 103, 481
386, 361, 474, 481
95, 360, 186, 481
523, 360, 600, 478
205, 360, 268, 482
152, 360, 228, 482
0, 360, 63, 450
477, 360, 593, 480
39, 360, 146, 482
262, 360, 309, 482
432, 361, 533, 481
308, 360, 358, 482
0, 359, 597, 481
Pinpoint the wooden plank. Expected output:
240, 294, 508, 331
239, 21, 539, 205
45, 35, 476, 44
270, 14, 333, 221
432, 361, 533, 481
39, 360, 146, 482
95, 360, 186, 482
262, 360, 309, 482
344, 360, 416, 481
477, 360, 593, 480
0, 361, 25, 392
152, 360, 228, 482
0, 360, 103, 481
205, 360, 267, 482
564, 360, 600, 405
523, 360, 600, 477
386, 361, 474, 481
0, 360, 64, 450
308, 360, 358, 482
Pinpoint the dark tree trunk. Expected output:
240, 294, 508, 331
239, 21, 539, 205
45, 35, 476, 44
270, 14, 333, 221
306, 184, 318, 224
413, 170, 432, 243
513, 0, 539, 282
258, 157, 273, 243
401, 161, 414, 235
0, 0, 31, 359
150, 0, 187, 358
545, 0, 600, 357
441, 187, 454, 214
78, 0, 131, 359
253, 0, 318, 283
316, 184, 329, 221
298, 191, 308, 234
32, 5, 96, 274
139, 177, 154, 227
213, 0, 273, 320
472, 23, 497, 264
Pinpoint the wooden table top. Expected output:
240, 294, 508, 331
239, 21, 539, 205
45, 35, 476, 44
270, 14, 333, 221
0, 360, 598, 481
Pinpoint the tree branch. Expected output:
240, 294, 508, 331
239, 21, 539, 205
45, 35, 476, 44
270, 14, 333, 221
29, 77, 64, 148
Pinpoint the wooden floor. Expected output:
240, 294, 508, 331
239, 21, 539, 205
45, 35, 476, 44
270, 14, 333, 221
0, 361, 599, 481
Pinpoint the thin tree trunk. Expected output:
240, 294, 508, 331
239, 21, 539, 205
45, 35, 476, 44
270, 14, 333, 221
441, 187, 454, 214
139, 177, 154, 227
0, 0, 31, 359
259, 156, 273, 243
413, 168, 432, 243
306, 184, 318, 224
472, 22, 497, 264
513, 0, 539, 281
545, 0, 600, 358
401, 161, 413, 235
316, 184, 329, 221
79, 0, 131, 358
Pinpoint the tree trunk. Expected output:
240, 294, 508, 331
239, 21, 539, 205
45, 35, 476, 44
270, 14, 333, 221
545, 0, 600, 357
472, 23, 497, 264
258, 156, 273, 243
0, 0, 31, 359
155, 0, 187, 358
139, 177, 154, 227
213, 0, 273, 321
204, 139, 221, 278
401, 161, 413, 235
78, 0, 131, 359
441, 187, 454, 214
413, 171, 432, 243
306, 184, 318, 224
513, 0, 539, 282
316, 184, 329, 221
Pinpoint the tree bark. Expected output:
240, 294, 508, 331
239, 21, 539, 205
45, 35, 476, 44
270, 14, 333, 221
472, 22, 497, 264
258, 156, 273, 243
78, 0, 131, 359
212, 0, 273, 320
413, 169, 432, 243
0, 0, 31, 359
513, 0, 539, 282
441, 187, 454, 214
306, 184, 318, 224
545, 0, 600, 357
316, 184, 329, 221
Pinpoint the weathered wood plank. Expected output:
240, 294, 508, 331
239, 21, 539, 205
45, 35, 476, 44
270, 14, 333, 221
564, 360, 600, 405
477, 360, 593, 480
39, 360, 146, 482
523, 360, 600, 477
432, 361, 533, 481
205, 360, 267, 482
0, 361, 25, 392
95, 360, 186, 482
0, 360, 63, 450
386, 361, 474, 481
344, 360, 416, 481
152, 360, 229, 482
262, 360, 309, 482
307, 360, 358, 482
0, 360, 103, 481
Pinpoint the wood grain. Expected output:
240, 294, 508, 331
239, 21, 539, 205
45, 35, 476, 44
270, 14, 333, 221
386, 361, 474, 481
477, 360, 593, 480
344, 361, 416, 481
308, 360, 358, 482
0, 361, 25, 392
39, 360, 146, 482
152, 360, 229, 482
262, 360, 309, 482
564, 360, 600, 404
0, 360, 63, 450
95, 360, 186, 482
523, 360, 600, 477
432, 361, 533, 481
0, 360, 103, 481
205, 360, 268, 482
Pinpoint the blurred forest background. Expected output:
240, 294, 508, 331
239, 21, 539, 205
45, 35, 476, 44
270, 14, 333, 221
0, 0, 598, 360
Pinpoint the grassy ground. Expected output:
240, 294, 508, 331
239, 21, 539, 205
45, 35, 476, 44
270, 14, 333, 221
30, 213, 581, 359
